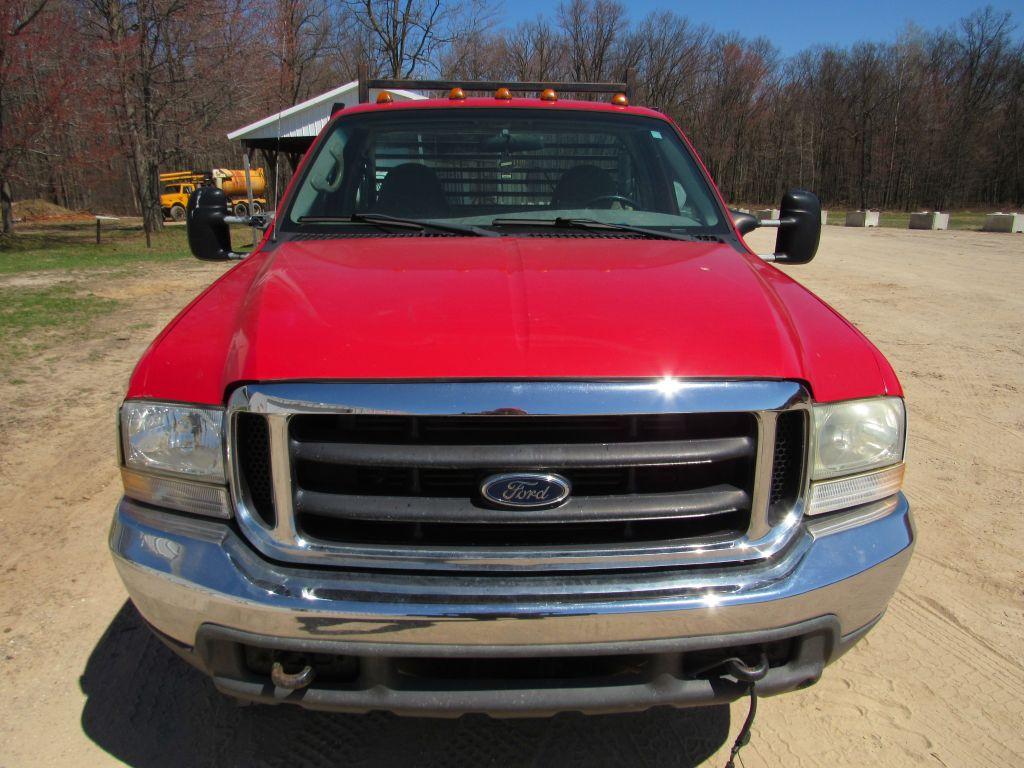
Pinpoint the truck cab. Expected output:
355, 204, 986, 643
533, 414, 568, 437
111, 81, 913, 716
159, 182, 195, 221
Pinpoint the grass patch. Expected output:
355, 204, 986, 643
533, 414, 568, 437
0, 285, 120, 361
0, 222, 190, 273
0, 221, 258, 274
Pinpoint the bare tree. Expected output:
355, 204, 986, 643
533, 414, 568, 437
0, 0, 50, 233
439, 29, 505, 79
936, 7, 1014, 208
345, 0, 482, 77
504, 20, 566, 81
79, 0, 177, 244
271, 0, 334, 104
558, 0, 625, 82
630, 11, 710, 113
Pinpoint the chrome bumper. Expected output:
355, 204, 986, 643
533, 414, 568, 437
110, 494, 913, 651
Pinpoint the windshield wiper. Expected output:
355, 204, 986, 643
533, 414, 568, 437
299, 213, 497, 237
490, 217, 698, 242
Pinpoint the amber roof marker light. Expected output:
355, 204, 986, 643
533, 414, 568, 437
611, 92, 629, 106
376, 91, 394, 104
495, 87, 512, 100
449, 87, 466, 100
539, 88, 558, 102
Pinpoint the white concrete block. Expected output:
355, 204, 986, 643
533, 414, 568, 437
845, 210, 880, 227
909, 211, 949, 230
756, 208, 780, 221
982, 212, 1024, 233
821, 210, 829, 225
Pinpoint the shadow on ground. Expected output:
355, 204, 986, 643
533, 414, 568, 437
81, 603, 731, 767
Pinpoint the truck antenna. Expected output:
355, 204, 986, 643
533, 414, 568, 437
268, 35, 288, 244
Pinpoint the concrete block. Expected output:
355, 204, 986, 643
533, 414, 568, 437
846, 210, 880, 227
982, 212, 1024, 233
909, 211, 949, 230
755, 208, 780, 221
821, 210, 828, 225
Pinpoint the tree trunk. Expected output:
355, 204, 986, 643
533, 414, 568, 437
1, 179, 13, 234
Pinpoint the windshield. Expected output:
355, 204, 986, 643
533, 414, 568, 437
284, 109, 728, 235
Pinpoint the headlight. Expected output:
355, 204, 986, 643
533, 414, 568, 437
122, 402, 224, 480
807, 397, 906, 516
119, 401, 230, 518
813, 397, 905, 479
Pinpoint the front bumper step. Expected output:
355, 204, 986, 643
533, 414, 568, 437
110, 494, 913, 713
176, 615, 878, 716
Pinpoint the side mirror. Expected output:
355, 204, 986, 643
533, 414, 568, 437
187, 187, 235, 261
774, 189, 821, 264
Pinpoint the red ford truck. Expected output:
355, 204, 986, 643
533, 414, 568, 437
110, 81, 913, 717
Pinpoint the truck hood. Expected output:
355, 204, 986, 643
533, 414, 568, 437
128, 236, 899, 404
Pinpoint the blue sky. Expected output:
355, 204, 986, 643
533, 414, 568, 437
501, 0, 1023, 56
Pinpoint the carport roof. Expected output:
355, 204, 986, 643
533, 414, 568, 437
227, 80, 424, 146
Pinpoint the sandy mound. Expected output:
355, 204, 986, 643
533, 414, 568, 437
12, 198, 93, 222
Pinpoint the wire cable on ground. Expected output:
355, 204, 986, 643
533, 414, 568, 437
725, 684, 758, 768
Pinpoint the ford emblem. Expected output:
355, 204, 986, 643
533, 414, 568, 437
480, 473, 571, 509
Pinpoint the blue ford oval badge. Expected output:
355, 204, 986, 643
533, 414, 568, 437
481, 473, 571, 509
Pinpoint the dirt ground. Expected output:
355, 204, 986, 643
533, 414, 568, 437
0, 226, 1021, 767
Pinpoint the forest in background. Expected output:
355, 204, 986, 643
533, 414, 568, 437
2, 0, 1022, 238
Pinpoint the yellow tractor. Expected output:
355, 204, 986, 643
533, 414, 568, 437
160, 169, 268, 221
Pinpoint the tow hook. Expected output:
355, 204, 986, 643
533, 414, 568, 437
722, 654, 769, 683
271, 659, 316, 690
689, 651, 769, 683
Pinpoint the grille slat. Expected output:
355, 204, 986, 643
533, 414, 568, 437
289, 413, 749, 444
291, 436, 755, 469
294, 484, 750, 524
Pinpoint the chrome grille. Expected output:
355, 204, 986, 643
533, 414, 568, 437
290, 412, 756, 546
228, 381, 809, 572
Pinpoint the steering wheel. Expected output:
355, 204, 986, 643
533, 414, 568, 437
582, 194, 641, 210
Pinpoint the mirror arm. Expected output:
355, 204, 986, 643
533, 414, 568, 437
219, 212, 275, 259
225, 213, 273, 230
728, 210, 800, 237
755, 216, 798, 229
